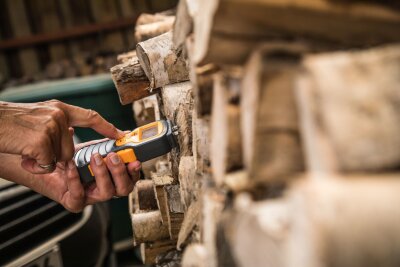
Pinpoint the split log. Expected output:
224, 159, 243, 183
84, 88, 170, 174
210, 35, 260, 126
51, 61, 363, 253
241, 44, 305, 185
192, 0, 400, 65
152, 174, 185, 240
181, 244, 208, 267
177, 200, 201, 250
296, 44, 400, 172
173, 0, 197, 48
211, 70, 243, 186
110, 56, 156, 105
152, 174, 175, 224
202, 191, 225, 267
140, 239, 176, 265
131, 211, 169, 245
178, 156, 197, 210
165, 185, 185, 240
160, 81, 194, 177
135, 16, 175, 43
231, 174, 400, 267
136, 32, 190, 89
192, 112, 211, 174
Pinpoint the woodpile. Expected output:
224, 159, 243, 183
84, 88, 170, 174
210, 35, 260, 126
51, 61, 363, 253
111, 1, 400, 266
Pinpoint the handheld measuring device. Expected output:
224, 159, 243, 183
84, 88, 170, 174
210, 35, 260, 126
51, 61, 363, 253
73, 120, 178, 184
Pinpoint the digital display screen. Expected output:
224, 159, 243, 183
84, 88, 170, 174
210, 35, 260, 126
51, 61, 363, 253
141, 126, 158, 139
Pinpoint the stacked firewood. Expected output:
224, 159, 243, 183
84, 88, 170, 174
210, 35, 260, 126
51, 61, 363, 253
110, 1, 400, 266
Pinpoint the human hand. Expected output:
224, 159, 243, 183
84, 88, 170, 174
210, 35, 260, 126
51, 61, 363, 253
33, 149, 141, 213
0, 100, 124, 174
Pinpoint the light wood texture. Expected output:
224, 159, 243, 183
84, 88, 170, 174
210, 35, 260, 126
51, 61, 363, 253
178, 156, 197, 210
117, 50, 137, 64
140, 239, 176, 265
177, 200, 201, 250
232, 174, 400, 267
192, 112, 211, 174
182, 244, 208, 267
193, 0, 400, 65
160, 81, 194, 178
110, 56, 156, 105
135, 16, 175, 43
241, 45, 305, 185
296, 44, 400, 173
131, 210, 169, 245
136, 32, 190, 89
165, 185, 185, 240
211, 70, 243, 186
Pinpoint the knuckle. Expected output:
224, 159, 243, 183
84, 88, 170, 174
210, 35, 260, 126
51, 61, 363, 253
50, 108, 65, 122
88, 110, 100, 121
47, 99, 62, 108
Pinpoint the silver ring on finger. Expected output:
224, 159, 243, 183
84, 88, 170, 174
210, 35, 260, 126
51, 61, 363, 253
39, 157, 57, 172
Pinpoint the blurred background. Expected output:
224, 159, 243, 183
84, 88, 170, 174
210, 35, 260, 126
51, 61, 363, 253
0, 1, 177, 266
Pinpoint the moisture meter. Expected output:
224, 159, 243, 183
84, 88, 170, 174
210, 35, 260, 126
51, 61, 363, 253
74, 120, 178, 184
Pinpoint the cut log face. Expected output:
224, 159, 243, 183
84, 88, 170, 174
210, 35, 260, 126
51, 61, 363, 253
182, 244, 208, 267
177, 200, 201, 250
241, 45, 305, 184
136, 32, 190, 89
296, 44, 400, 172
192, 112, 211, 174
110, 56, 154, 105
134, 180, 159, 211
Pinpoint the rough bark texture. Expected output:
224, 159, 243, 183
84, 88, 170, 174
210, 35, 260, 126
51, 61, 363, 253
110, 56, 155, 105
136, 32, 190, 89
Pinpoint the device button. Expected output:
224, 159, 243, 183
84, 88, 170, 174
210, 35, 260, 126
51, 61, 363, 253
78, 146, 90, 164
105, 140, 115, 152
85, 145, 95, 162
92, 143, 102, 155
99, 142, 108, 156
116, 149, 137, 163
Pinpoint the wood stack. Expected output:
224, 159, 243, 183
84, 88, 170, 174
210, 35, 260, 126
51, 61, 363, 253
111, 1, 400, 266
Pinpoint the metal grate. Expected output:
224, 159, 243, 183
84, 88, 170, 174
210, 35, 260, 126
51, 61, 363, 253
0, 183, 82, 265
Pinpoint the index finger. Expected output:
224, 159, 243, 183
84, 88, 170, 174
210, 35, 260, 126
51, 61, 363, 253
59, 103, 125, 139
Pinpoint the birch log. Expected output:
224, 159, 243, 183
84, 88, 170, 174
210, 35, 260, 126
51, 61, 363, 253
135, 16, 175, 43
192, 0, 400, 65
131, 211, 169, 245
296, 44, 400, 173
136, 32, 190, 89
241, 45, 305, 185
231, 174, 400, 267
160, 81, 194, 178
110, 56, 155, 105
211, 71, 243, 186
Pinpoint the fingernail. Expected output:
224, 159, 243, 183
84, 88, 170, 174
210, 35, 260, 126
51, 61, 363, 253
68, 160, 75, 170
111, 153, 121, 165
132, 161, 141, 169
94, 154, 103, 166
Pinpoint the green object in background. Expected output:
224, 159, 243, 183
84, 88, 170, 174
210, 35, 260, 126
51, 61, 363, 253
0, 74, 135, 244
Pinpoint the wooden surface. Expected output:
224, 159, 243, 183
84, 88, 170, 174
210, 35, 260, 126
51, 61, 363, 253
297, 44, 400, 172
